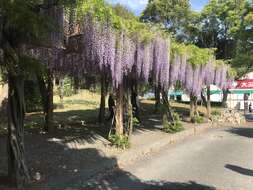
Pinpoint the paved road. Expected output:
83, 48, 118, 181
84, 127, 253, 190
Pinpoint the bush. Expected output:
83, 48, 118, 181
109, 134, 130, 149
163, 112, 184, 133
211, 109, 221, 116
191, 115, 205, 124
24, 80, 43, 112
133, 117, 140, 126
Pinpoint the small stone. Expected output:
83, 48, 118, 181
34, 172, 41, 181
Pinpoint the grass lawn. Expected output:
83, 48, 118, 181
0, 90, 224, 135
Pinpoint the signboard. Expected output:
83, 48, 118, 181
236, 79, 253, 89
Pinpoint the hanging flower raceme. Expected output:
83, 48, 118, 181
169, 54, 180, 86
152, 37, 170, 88
63, 10, 173, 89
203, 60, 215, 86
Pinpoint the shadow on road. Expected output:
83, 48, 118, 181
0, 144, 217, 190
227, 127, 253, 138
225, 164, 253, 177
84, 168, 217, 190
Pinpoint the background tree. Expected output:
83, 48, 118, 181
232, 1, 253, 78
141, 0, 191, 41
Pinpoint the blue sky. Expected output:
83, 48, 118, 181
107, 0, 208, 15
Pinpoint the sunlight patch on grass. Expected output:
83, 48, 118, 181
54, 90, 103, 112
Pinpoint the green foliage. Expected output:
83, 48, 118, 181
192, 115, 205, 124
56, 77, 75, 97
0, 0, 56, 48
24, 80, 43, 112
187, 45, 214, 66
171, 41, 215, 66
76, 0, 168, 45
132, 117, 140, 126
163, 112, 184, 134
141, 0, 191, 38
24, 123, 35, 129
211, 109, 221, 116
112, 4, 136, 20
109, 134, 130, 149
231, 2, 253, 77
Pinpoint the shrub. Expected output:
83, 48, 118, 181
108, 134, 130, 149
211, 109, 221, 116
163, 112, 184, 133
191, 115, 205, 124
133, 117, 140, 126
24, 80, 43, 112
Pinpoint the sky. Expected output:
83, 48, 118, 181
107, 0, 209, 15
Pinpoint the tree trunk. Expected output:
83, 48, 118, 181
194, 97, 199, 117
222, 89, 228, 108
59, 78, 64, 108
201, 87, 211, 119
155, 85, 161, 112
37, 71, 54, 133
190, 95, 195, 120
98, 73, 106, 123
7, 74, 30, 189
206, 86, 211, 119
115, 84, 123, 136
44, 71, 54, 133
161, 90, 175, 123
73, 76, 79, 94
127, 89, 133, 140
131, 85, 140, 122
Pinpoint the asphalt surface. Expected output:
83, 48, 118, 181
83, 127, 253, 190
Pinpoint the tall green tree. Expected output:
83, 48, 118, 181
232, 1, 253, 77
141, 0, 191, 40
198, 0, 247, 59
192, 0, 248, 107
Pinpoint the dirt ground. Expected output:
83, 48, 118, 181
0, 91, 215, 189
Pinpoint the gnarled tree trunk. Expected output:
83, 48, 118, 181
98, 71, 108, 123
190, 94, 195, 121
127, 89, 133, 140
190, 94, 199, 122
206, 86, 211, 119
4, 40, 30, 189
131, 83, 140, 122
115, 84, 123, 136
222, 89, 228, 108
155, 84, 161, 112
7, 73, 30, 189
161, 90, 175, 124
44, 71, 54, 133
37, 70, 54, 133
